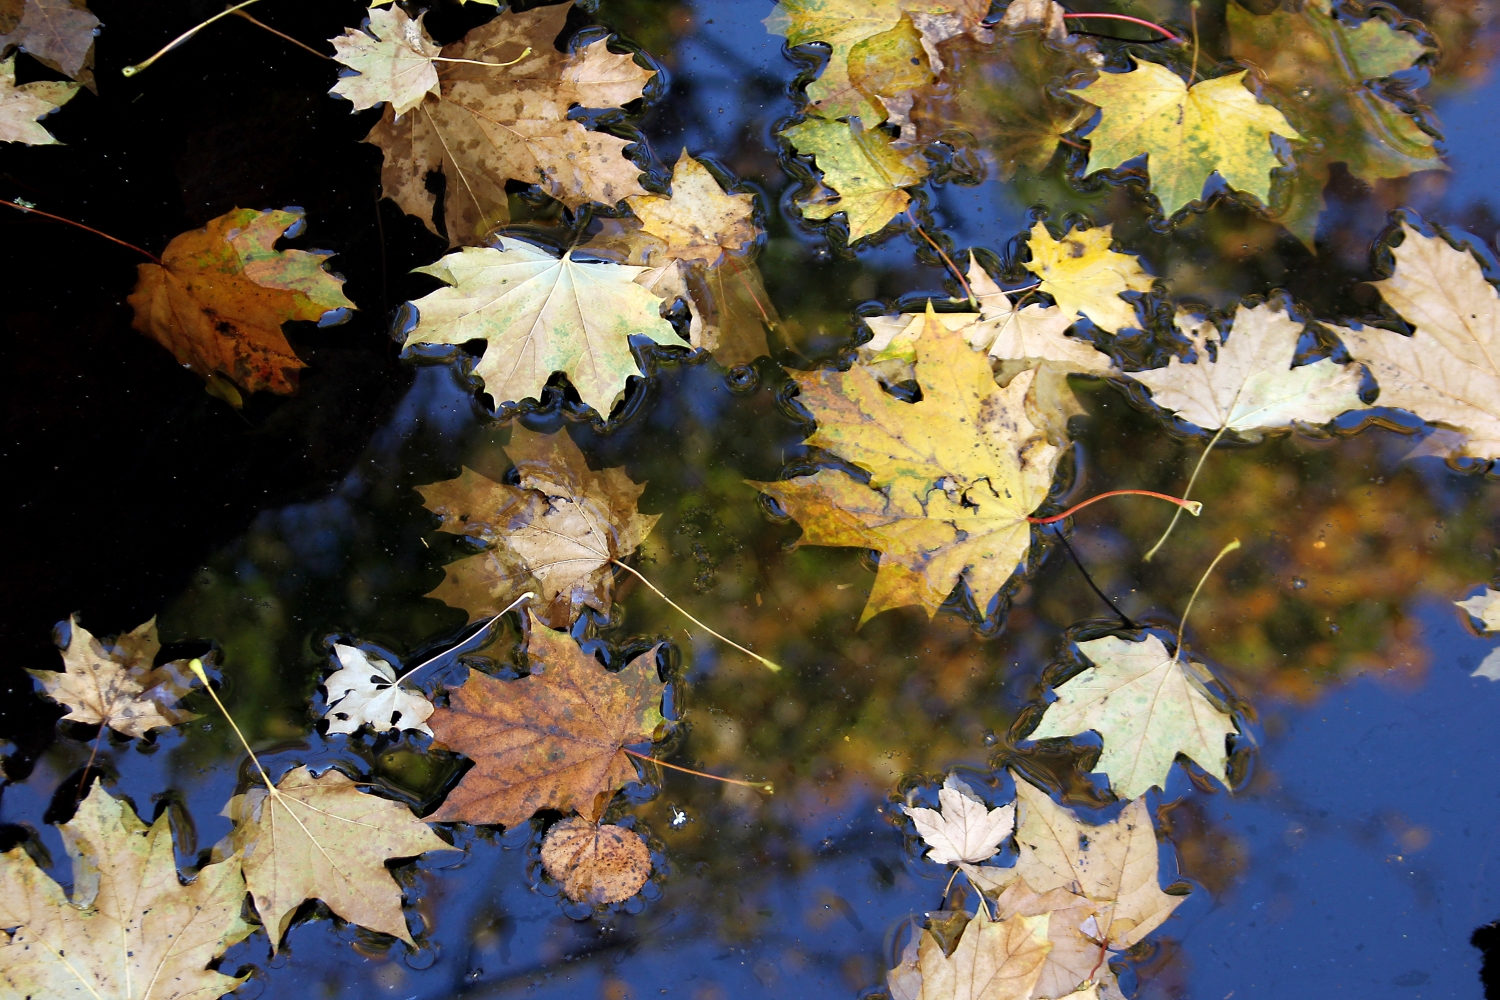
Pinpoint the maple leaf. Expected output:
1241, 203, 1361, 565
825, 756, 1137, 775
329, 4, 440, 116
1025, 222, 1153, 334
0, 784, 252, 1000
784, 116, 930, 241
1327, 223, 1500, 459
127, 207, 354, 405
540, 816, 652, 904
427, 615, 665, 827
1458, 588, 1500, 631
1028, 634, 1238, 799
965, 777, 1184, 951
0, 53, 74, 144
215, 765, 454, 952
420, 426, 660, 628
751, 308, 1060, 623
1070, 59, 1301, 218
1228, 0, 1441, 247
989, 880, 1115, 1000
626, 150, 758, 266
366, 2, 653, 247
1131, 301, 1364, 438
30, 615, 199, 739
764, 0, 906, 124
0, 0, 99, 90
887, 907, 1053, 1000
902, 774, 1015, 865
323, 644, 434, 737
404, 238, 680, 415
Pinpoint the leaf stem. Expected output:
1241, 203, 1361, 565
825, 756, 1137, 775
1, 199, 163, 264
1027, 489, 1202, 525
232, 9, 330, 61
394, 592, 532, 685
611, 559, 782, 672
1061, 12, 1183, 44
188, 659, 274, 790
1174, 538, 1240, 659
432, 47, 532, 68
123, 0, 266, 77
907, 208, 974, 307
1188, 1, 1201, 84
622, 747, 773, 793
1142, 424, 1229, 562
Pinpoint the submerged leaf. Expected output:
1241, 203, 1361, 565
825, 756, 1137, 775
329, 4, 441, 115
428, 616, 665, 827
322, 644, 434, 736
903, 774, 1015, 865
540, 817, 652, 904
0, 0, 99, 90
0, 53, 74, 144
126, 207, 354, 403
785, 116, 929, 241
0, 784, 251, 1000
30, 616, 199, 739
1024, 222, 1152, 334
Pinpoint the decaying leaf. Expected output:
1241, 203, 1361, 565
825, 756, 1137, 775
329, 4, 441, 115
127, 207, 354, 404
903, 773, 1015, 866
540, 816, 652, 904
366, 2, 653, 246
887, 906, 1053, 1000
626, 151, 758, 266
751, 307, 1060, 623
1024, 222, 1152, 334
1131, 301, 1364, 437
404, 238, 680, 415
0, 53, 74, 144
216, 765, 454, 952
0, 0, 99, 90
420, 426, 660, 628
785, 116, 929, 241
30, 615, 199, 739
1027, 634, 1238, 799
428, 616, 665, 827
1328, 223, 1500, 459
1070, 59, 1301, 218
0, 784, 252, 1000
1228, 0, 1441, 246
323, 644, 434, 737
1457, 588, 1500, 631
764, 0, 907, 124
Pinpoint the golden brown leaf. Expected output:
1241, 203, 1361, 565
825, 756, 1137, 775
540, 816, 652, 903
625, 151, 757, 266
428, 616, 665, 827
888, 907, 1052, 1000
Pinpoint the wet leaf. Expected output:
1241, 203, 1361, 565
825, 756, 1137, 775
1327, 223, 1500, 459
419, 426, 660, 628
1228, 0, 1440, 247
30, 616, 199, 739
365, 2, 653, 246
0, 0, 99, 90
126, 207, 354, 404
0, 53, 74, 144
1131, 301, 1364, 438
887, 907, 1053, 1000
404, 238, 680, 415
991, 880, 1113, 1000
626, 150, 758, 266
1029, 633, 1237, 799
215, 766, 454, 952
903, 774, 1015, 865
1457, 588, 1500, 631
1024, 222, 1152, 334
784, 116, 929, 241
763, 0, 907, 124
540, 816, 652, 903
329, 4, 441, 115
0, 784, 251, 1000
1070, 59, 1301, 219
323, 644, 434, 737
750, 307, 1060, 623
427, 616, 665, 827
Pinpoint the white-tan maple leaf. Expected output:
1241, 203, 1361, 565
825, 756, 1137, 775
0, 53, 76, 145
330, 4, 441, 115
903, 774, 1016, 865
890, 906, 1053, 1000
1457, 588, 1500, 631
323, 643, 435, 736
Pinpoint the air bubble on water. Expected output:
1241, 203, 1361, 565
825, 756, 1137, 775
1292, 577, 1308, 590
981, 730, 998, 746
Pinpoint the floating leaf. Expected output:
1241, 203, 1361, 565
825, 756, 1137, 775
366, 2, 653, 246
404, 238, 680, 415
1028, 634, 1237, 799
30, 616, 199, 739
764, 0, 907, 124
902, 774, 1015, 865
1070, 59, 1301, 218
0, 53, 74, 144
322, 644, 434, 737
428, 616, 665, 827
540, 816, 652, 904
1327, 223, 1500, 459
420, 426, 660, 627
1457, 588, 1500, 631
0, 784, 251, 1000
887, 907, 1053, 1000
0, 0, 99, 90
1024, 222, 1152, 333
216, 766, 454, 952
329, 4, 441, 115
127, 207, 354, 404
626, 150, 758, 266
784, 116, 929, 241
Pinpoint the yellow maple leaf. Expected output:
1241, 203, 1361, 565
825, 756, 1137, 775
1070, 59, 1301, 218
784, 117, 929, 241
764, 0, 906, 123
1024, 222, 1152, 333
625, 151, 758, 266
329, 4, 441, 116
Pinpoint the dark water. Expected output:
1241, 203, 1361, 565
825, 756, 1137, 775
3, 1, 1500, 998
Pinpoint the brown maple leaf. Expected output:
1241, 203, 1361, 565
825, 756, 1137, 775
127, 207, 354, 405
366, 2, 654, 247
540, 816, 652, 904
428, 615, 665, 827
30, 616, 199, 739
419, 426, 660, 628
0, 0, 100, 91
